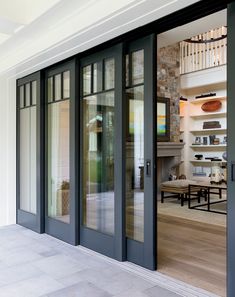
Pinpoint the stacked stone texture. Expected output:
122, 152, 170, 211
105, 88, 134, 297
157, 43, 180, 142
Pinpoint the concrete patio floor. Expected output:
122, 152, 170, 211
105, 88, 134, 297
0, 225, 219, 297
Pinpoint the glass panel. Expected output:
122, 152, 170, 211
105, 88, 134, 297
20, 107, 37, 214
20, 85, 24, 108
25, 83, 30, 106
48, 100, 70, 223
30, 107, 37, 213
83, 91, 115, 234
104, 58, 115, 90
132, 50, 144, 85
126, 85, 144, 242
63, 71, 70, 99
48, 77, 53, 102
55, 74, 62, 101
93, 62, 102, 93
32, 81, 37, 105
83, 65, 92, 95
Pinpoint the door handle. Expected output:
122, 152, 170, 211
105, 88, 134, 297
146, 159, 151, 177
231, 162, 235, 181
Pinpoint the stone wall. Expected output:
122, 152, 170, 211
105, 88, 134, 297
157, 43, 180, 142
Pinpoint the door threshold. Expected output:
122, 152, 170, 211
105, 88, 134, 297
78, 246, 219, 297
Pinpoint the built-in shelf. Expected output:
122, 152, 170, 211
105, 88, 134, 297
179, 66, 227, 180
190, 96, 226, 104
190, 128, 227, 134
190, 112, 226, 119
190, 159, 227, 163
190, 144, 227, 149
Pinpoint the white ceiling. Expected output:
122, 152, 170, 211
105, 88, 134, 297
158, 9, 227, 48
0, 0, 61, 44
0, 0, 201, 76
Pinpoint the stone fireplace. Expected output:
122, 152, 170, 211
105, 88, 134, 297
157, 142, 184, 194
157, 41, 183, 194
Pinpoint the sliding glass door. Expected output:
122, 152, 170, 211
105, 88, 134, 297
45, 60, 77, 244
125, 35, 156, 270
80, 38, 156, 266
227, 3, 235, 296
17, 72, 43, 233
17, 38, 156, 269
80, 45, 124, 259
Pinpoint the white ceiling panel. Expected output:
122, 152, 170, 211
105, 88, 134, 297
0, 0, 61, 24
0, 32, 10, 45
0, 16, 21, 34
0, 0, 202, 75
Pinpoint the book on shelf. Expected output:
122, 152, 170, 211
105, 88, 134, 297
203, 121, 221, 129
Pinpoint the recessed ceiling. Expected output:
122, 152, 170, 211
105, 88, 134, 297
158, 9, 227, 48
0, 0, 61, 44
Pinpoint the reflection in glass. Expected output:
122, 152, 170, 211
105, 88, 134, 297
83, 91, 115, 234
104, 58, 115, 90
132, 50, 144, 85
48, 100, 70, 223
20, 107, 37, 214
63, 71, 70, 99
32, 81, 37, 105
126, 86, 144, 242
55, 74, 61, 101
20, 85, 24, 108
48, 77, 53, 102
93, 62, 102, 93
25, 83, 30, 106
83, 65, 91, 95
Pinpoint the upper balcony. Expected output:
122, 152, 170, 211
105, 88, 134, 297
180, 26, 227, 75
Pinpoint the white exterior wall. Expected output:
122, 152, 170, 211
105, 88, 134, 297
0, 0, 199, 226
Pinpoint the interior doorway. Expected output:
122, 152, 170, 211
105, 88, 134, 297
156, 9, 227, 296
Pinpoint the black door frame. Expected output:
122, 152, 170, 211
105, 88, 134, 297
16, 71, 44, 233
44, 59, 78, 245
79, 44, 125, 260
227, 3, 235, 296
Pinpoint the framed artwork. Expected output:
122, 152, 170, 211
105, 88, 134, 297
157, 97, 170, 142
126, 88, 144, 142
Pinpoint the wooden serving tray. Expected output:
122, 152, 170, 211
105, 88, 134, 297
201, 100, 222, 112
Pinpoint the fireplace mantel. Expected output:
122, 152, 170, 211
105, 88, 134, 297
157, 142, 185, 157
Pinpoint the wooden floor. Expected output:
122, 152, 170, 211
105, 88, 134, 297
157, 214, 226, 297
